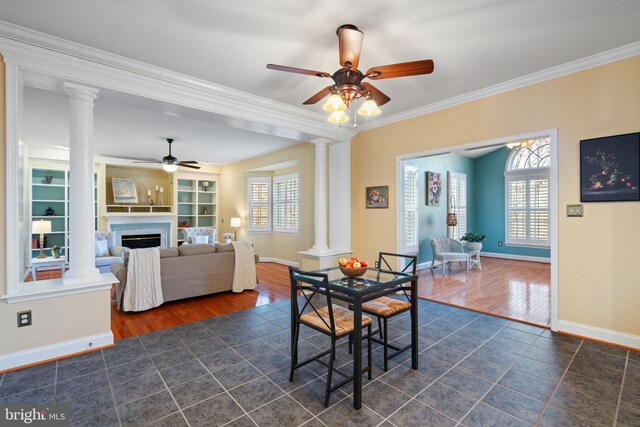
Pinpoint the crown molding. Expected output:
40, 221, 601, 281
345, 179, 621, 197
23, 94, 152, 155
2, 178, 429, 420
0, 20, 356, 142
359, 41, 640, 131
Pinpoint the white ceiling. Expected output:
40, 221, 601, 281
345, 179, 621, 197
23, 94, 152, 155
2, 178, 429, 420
3, 1, 640, 163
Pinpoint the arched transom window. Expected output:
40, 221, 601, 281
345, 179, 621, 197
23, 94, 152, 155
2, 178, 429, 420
504, 137, 551, 247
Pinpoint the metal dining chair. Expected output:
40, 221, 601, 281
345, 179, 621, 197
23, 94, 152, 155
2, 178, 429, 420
351, 252, 417, 371
289, 266, 373, 407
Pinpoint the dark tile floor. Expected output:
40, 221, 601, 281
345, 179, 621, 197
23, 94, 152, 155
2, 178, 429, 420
1, 299, 638, 426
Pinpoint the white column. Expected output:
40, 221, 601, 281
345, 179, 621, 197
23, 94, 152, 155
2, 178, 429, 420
311, 138, 330, 253
64, 83, 101, 283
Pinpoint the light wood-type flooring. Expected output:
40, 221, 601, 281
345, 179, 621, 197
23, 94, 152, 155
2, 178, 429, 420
28, 257, 550, 339
418, 256, 551, 327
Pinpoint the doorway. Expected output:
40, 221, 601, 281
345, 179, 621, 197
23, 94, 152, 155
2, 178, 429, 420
397, 130, 558, 329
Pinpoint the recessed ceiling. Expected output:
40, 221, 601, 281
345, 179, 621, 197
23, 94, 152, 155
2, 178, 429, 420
23, 87, 301, 165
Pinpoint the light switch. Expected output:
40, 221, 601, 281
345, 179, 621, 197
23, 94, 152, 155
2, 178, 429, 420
566, 204, 583, 217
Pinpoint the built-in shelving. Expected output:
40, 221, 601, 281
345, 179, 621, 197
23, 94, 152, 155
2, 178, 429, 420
105, 205, 173, 213
176, 176, 217, 243
30, 166, 98, 261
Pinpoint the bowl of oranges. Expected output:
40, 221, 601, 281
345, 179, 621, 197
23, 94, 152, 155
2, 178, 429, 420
338, 256, 369, 277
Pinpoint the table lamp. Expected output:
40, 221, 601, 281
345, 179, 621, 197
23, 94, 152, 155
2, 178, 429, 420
32, 220, 51, 259
230, 217, 241, 241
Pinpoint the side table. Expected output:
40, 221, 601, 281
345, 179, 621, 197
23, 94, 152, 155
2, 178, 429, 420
468, 250, 482, 270
30, 257, 66, 280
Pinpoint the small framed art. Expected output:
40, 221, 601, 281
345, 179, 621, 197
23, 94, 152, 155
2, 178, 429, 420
366, 186, 389, 209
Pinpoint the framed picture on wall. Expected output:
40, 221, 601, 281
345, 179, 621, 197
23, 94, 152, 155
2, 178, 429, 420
580, 132, 640, 202
426, 171, 442, 206
366, 185, 389, 208
112, 178, 139, 204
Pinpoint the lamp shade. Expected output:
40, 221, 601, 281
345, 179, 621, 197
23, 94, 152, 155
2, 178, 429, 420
357, 98, 381, 116
230, 217, 241, 228
32, 220, 51, 234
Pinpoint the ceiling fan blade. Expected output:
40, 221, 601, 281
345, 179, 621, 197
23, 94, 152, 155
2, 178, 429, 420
178, 163, 201, 170
337, 24, 364, 69
133, 158, 162, 164
303, 86, 334, 105
359, 83, 391, 106
177, 160, 198, 164
266, 64, 331, 78
366, 59, 434, 80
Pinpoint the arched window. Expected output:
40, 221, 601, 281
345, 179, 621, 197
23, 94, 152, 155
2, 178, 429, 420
505, 138, 550, 247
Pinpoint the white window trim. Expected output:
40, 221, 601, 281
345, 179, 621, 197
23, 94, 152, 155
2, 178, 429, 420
447, 171, 467, 240
504, 168, 550, 248
273, 173, 299, 234
247, 176, 272, 232
403, 165, 419, 253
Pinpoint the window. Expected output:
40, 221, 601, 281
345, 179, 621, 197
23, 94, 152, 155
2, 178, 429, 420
447, 171, 467, 240
273, 173, 299, 233
248, 177, 271, 231
403, 164, 419, 252
505, 138, 550, 247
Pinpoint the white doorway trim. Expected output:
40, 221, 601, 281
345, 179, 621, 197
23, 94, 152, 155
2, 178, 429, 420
396, 129, 559, 330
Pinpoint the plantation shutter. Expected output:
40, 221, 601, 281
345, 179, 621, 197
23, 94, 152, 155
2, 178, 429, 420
404, 165, 419, 252
505, 171, 549, 246
248, 177, 271, 231
273, 173, 299, 233
447, 172, 467, 240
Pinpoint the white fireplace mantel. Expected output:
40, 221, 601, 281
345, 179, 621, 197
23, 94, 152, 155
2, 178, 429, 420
105, 214, 175, 248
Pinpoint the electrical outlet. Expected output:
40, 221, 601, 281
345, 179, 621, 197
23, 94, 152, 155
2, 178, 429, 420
498, 241, 503, 247
567, 204, 584, 217
17, 310, 32, 327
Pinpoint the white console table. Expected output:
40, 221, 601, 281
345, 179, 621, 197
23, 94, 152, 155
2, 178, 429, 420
30, 257, 66, 280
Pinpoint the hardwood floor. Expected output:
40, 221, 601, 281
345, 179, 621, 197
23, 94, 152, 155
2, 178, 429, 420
418, 256, 551, 327
29, 256, 550, 340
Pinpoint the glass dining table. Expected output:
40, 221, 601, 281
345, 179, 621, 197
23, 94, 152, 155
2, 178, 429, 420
291, 266, 419, 409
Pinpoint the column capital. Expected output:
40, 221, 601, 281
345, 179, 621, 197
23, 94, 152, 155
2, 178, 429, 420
311, 138, 331, 147
64, 82, 99, 101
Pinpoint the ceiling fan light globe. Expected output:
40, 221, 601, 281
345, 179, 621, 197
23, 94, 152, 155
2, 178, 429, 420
323, 94, 347, 112
327, 110, 349, 124
357, 98, 381, 116
162, 163, 179, 172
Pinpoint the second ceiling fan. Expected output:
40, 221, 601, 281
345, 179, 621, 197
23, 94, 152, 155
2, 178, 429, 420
267, 24, 434, 124
134, 138, 201, 172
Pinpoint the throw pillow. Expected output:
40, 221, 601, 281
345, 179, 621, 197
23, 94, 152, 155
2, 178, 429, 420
95, 239, 109, 257
195, 235, 209, 244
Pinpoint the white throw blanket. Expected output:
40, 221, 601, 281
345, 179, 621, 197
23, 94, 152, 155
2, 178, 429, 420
123, 247, 164, 311
231, 240, 257, 293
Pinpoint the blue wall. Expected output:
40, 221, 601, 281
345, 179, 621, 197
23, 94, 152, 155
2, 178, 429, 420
412, 152, 475, 264
473, 147, 550, 258
414, 147, 550, 263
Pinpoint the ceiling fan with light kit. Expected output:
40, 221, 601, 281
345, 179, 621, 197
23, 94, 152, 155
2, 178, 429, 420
267, 24, 434, 126
133, 138, 201, 172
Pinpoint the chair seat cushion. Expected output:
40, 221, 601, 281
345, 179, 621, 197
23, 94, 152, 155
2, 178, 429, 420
362, 296, 411, 317
300, 304, 372, 337
437, 252, 469, 262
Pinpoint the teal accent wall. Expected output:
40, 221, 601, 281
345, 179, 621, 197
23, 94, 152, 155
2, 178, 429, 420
412, 152, 475, 264
473, 147, 550, 258
413, 147, 550, 263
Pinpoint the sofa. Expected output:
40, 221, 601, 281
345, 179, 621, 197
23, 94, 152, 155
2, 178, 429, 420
95, 232, 126, 273
110, 243, 259, 310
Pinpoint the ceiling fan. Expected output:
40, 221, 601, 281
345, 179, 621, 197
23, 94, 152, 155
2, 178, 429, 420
266, 24, 434, 124
134, 138, 201, 172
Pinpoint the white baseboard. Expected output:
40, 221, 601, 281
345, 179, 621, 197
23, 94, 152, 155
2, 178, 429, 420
480, 252, 551, 263
0, 332, 114, 371
557, 320, 640, 350
259, 257, 300, 268
417, 261, 434, 271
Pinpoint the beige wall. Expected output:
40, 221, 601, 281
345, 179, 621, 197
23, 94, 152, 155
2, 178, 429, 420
352, 56, 640, 336
0, 57, 112, 360
219, 143, 315, 263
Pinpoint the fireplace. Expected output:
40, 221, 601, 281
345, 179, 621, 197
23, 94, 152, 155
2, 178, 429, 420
121, 233, 161, 249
